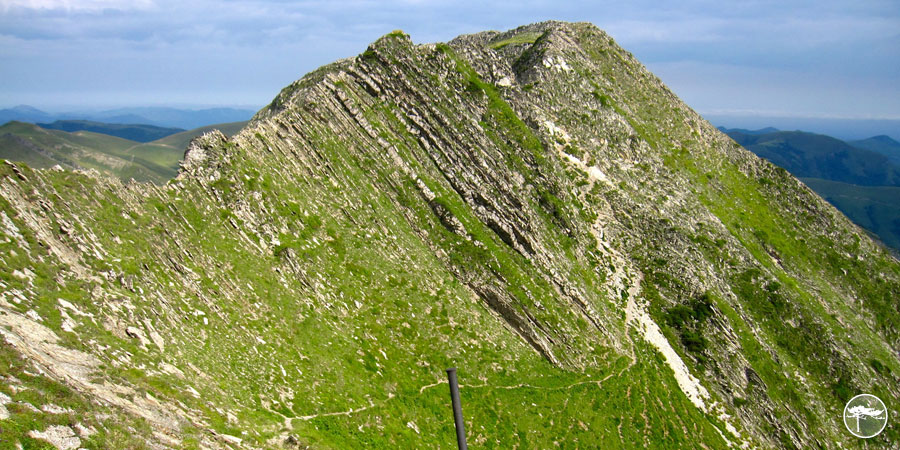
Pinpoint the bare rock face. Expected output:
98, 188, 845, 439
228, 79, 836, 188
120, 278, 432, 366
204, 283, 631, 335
1, 21, 899, 449
180, 129, 229, 175
28, 425, 81, 450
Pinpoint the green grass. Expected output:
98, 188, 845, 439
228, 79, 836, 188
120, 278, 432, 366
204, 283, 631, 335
488, 32, 543, 50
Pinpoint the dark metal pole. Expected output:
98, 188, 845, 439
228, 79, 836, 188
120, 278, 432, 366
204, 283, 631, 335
446, 367, 467, 450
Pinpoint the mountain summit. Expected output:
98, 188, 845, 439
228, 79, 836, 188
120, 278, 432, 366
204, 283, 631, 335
1, 22, 898, 448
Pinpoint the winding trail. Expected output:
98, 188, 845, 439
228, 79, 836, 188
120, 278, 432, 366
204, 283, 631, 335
280, 369, 623, 425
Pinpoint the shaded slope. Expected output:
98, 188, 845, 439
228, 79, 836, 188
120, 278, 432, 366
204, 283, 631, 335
0, 22, 898, 449
801, 177, 900, 251
850, 135, 900, 165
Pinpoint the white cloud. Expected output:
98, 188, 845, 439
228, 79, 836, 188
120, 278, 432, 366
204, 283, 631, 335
0, 0, 153, 12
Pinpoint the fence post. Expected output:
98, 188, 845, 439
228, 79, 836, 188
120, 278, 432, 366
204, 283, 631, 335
446, 367, 467, 450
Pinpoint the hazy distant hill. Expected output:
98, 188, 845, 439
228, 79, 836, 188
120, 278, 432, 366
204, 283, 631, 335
850, 135, 900, 165
0, 105, 255, 130
710, 115, 900, 141
722, 128, 900, 251
37, 120, 184, 143
0, 120, 247, 183
726, 129, 900, 186
801, 178, 900, 251
717, 126, 778, 136
0, 105, 54, 124
88, 106, 254, 129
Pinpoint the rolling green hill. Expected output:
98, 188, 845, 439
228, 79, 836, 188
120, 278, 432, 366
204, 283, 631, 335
150, 121, 247, 150
850, 135, 900, 165
0, 120, 247, 184
37, 120, 185, 143
0, 121, 172, 183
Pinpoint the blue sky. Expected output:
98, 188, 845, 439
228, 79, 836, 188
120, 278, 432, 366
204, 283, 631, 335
0, 0, 897, 121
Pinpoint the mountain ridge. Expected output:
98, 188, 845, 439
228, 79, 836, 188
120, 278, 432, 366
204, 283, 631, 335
1, 21, 898, 449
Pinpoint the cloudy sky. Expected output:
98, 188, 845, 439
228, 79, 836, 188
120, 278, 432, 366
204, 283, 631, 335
0, 0, 898, 122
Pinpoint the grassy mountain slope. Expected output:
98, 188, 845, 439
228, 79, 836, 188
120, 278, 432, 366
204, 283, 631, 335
726, 130, 900, 186
37, 120, 185, 143
0, 121, 247, 184
0, 121, 172, 183
1, 22, 898, 449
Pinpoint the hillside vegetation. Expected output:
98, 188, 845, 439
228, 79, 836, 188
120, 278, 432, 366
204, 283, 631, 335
1, 22, 898, 449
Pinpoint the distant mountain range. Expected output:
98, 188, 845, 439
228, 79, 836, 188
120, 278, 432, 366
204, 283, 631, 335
722, 128, 900, 186
720, 127, 900, 251
0, 104, 255, 130
708, 114, 900, 142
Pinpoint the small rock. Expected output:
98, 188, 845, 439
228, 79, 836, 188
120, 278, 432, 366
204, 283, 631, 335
41, 403, 74, 414
73, 423, 97, 438
125, 326, 150, 348
220, 433, 243, 445
27, 425, 81, 450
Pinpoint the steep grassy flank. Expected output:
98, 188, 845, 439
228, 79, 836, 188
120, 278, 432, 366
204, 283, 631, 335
723, 128, 900, 251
